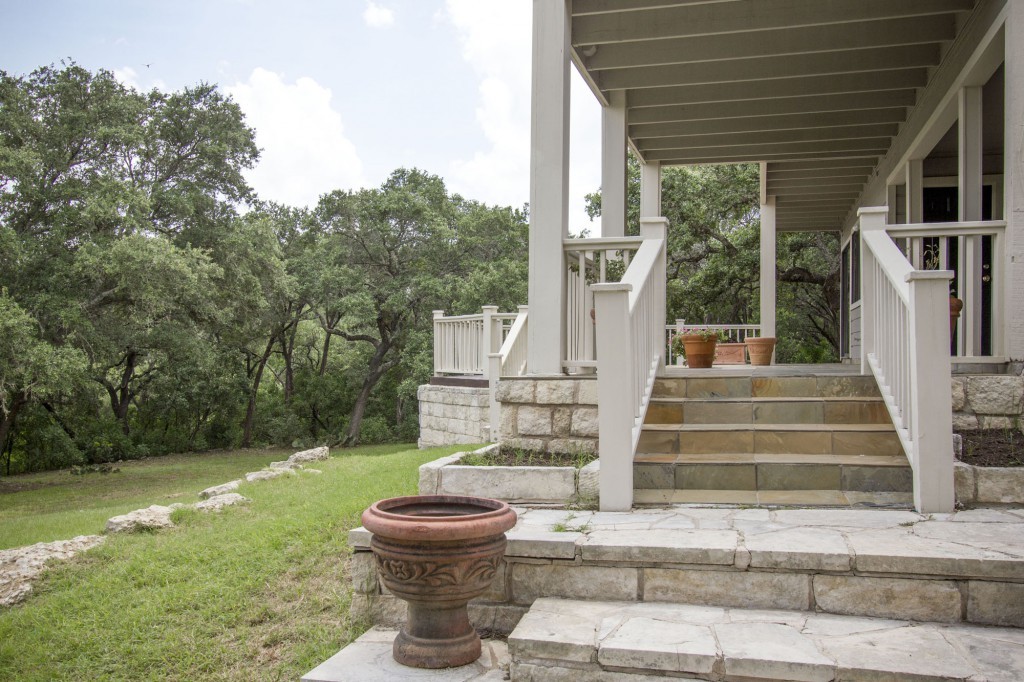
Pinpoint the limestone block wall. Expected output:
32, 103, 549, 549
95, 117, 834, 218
951, 374, 1024, 430
417, 384, 490, 448
495, 377, 599, 454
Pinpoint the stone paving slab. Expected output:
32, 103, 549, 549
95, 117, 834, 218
509, 598, 1024, 682
350, 505, 1024, 581
302, 627, 509, 682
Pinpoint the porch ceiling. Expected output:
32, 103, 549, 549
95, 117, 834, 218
571, 0, 978, 232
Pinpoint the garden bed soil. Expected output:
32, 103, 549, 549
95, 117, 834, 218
957, 429, 1023, 467
459, 447, 596, 469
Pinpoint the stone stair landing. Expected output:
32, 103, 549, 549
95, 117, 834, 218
636, 369, 912, 506
509, 598, 1024, 682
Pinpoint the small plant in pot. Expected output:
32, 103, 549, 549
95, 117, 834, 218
674, 328, 726, 368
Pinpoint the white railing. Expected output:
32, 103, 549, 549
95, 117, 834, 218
563, 237, 644, 372
886, 220, 1006, 359
665, 323, 762, 365
488, 306, 529, 440
592, 219, 667, 511
432, 307, 518, 376
859, 207, 954, 513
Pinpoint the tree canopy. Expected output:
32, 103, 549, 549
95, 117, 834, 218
0, 63, 528, 474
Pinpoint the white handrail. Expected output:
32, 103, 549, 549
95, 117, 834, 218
858, 207, 954, 513
488, 306, 528, 441
592, 218, 668, 511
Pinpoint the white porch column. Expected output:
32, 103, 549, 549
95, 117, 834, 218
527, 0, 571, 375
1005, 0, 1024, 360
905, 159, 924, 223
639, 159, 661, 218
601, 90, 627, 237
759, 164, 777, 340
959, 86, 984, 355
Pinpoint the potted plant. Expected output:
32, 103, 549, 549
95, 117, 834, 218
674, 328, 725, 368
924, 242, 962, 340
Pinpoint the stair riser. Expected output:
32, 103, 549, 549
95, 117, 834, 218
653, 375, 881, 400
638, 430, 903, 456
645, 400, 891, 425
635, 462, 912, 492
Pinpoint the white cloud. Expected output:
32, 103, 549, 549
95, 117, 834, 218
363, 2, 395, 28
113, 65, 166, 92
226, 68, 365, 208
443, 0, 601, 233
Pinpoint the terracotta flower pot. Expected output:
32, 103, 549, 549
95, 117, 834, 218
746, 337, 777, 366
681, 334, 717, 368
362, 495, 517, 669
949, 295, 963, 339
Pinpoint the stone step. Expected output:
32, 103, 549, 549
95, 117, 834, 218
633, 488, 914, 506
509, 598, 1024, 682
349, 507, 1024, 640
645, 396, 892, 425
638, 423, 903, 457
634, 453, 912, 493
653, 374, 881, 400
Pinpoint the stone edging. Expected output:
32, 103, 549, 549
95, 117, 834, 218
0, 446, 331, 609
418, 444, 599, 504
955, 461, 1024, 506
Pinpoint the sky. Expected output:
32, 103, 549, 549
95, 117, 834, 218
1, 0, 603, 233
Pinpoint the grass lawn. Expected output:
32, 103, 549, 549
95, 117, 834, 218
0, 443, 475, 681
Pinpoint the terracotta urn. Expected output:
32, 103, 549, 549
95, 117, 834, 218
746, 336, 777, 366
680, 334, 717, 368
361, 495, 517, 669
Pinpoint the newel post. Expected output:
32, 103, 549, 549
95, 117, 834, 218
481, 306, 499, 380
857, 207, 887, 375
432, 310, 445, 376
640, 217, 669, 371
592, 281, 634, 512
907, 270, 956, 513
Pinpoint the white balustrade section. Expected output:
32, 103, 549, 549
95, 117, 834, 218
563, 237, 644, 372
858, 207, 954, 513
885, 220, 1006, 359
432, 307, 518, 377
592, 218, 667, 511
665, 323, 762, 365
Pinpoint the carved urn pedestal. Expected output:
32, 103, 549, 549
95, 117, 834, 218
361, 495, 517, 669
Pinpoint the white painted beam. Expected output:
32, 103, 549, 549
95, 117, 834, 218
628, 91, 917, 125
601, 90, 627, 237
648, 150, 886, 165
628, 70, 928, 108
573, 0, 973, 45
632, 109, 907, 138
598, 44, 940, 91
527, 0, 571, 376
583, 15, 956, 70
636, 125, 898, 150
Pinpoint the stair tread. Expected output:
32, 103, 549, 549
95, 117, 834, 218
509, 598, 1024, 682
635, 453, 909, 466
651, 396, 884, 403
642, 422, 896, 432
633, 489, 915, 506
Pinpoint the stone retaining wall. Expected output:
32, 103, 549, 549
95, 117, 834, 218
955, 463, 1024, 506
496, 377, 599, 454
417, 384, 490, 448
952, 374, 1024, 430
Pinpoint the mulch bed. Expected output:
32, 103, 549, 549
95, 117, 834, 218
957, 429, 1024, 467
